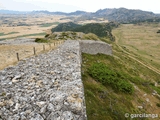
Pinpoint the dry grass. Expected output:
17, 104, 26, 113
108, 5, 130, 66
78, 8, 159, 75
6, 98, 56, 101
112, 23, 160, 115
112, 23, 160, 71
0, 14, 109, 40
0, 15, 72, 39
0, 42, 60, 70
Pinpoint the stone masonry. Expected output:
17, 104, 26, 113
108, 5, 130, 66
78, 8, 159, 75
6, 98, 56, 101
80, 40, 112, 55
0, 39, 112, 120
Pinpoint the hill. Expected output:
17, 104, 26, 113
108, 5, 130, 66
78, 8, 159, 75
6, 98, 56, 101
51, 22, 119, 41
94, 8, 156, 23
31, 10, 88, 16
76, 8, 158, 23
51, 22, 82, 32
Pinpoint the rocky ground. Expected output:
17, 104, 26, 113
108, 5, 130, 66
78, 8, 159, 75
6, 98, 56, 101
0, 40, 87, 120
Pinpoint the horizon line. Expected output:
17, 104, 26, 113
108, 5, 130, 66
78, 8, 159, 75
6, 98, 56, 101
0, 7, 159, 14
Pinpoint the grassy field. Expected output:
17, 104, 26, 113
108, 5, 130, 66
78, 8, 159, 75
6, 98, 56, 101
0, 15, 71, 40
0, 32, 19, 36
82, 51, 160, 120
112, 23, 160, 72
40, 22, 59, 27
0, 33, 46, 41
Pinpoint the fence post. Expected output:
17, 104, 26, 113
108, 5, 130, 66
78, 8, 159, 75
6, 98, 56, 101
43, 45, 45, 51
16, 53, 19, 61
33, 47, 36, 55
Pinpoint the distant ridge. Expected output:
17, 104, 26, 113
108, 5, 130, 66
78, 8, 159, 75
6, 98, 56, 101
0, 8, 160, 23
31, 10, 88, 16
93, 7, 156, 22
0, 9, 29, 14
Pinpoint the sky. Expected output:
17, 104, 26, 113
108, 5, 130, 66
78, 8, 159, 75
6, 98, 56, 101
0, 0, 160, 13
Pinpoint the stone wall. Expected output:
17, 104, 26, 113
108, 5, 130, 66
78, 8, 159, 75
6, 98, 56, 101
0, 40, 87, 120
80, 40, 112, 55
0, 40, 112, 120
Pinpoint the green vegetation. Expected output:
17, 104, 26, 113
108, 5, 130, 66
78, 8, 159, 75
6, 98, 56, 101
88, 62, 134, 94
51, 22, 81, 32
157, 30, 160, 33
40, 22, 59, 27
83, 33, 100, 40
35, 38, 48, 43
0, 33, 46, 41
47, 31, 100, 40
50, 32, 78, 40
82, 54, 140, 120
82, 41, 160, 119
73, 22, 116, 37
45, 34, 50, 38
51, 22, 119, 41
156, 103, 160, 107
0, 32, 19, 36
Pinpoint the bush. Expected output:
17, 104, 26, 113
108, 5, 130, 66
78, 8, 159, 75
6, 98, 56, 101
157, 30, 160, 33
88, 62, 134, 94
45, 34, 50, 38
35, 38, 48, 43
156, 103, 160, 107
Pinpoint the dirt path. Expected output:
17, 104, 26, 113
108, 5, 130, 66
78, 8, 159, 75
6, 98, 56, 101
115, 43, 160, 75
114, 43, 160, 115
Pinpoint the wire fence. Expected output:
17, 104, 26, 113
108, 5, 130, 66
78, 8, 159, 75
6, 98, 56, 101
16, 41, 64, 61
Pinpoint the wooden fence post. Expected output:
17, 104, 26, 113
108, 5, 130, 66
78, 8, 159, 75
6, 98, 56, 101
43, 45, 45, 51
16, 53, 19, 61
33, 47, 36, 55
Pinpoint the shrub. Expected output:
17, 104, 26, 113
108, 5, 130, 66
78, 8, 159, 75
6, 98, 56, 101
35, 38, 48, 43
157, 30, 160, 33
156, 103, 160, 107
88, 62, 134, 94
45, 34, 50, 38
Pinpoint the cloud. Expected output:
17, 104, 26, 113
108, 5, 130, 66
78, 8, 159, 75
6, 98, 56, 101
0, 2, 5, 9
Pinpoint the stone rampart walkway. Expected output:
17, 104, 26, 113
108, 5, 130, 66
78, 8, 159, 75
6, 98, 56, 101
0, 40, 87, 120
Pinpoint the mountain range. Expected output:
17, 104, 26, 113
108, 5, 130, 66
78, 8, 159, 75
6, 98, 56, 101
0, 8, 160, 23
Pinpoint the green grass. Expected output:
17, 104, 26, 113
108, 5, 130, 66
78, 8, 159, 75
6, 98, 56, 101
82, 50, 160, 119
40, 22, 59, 27
88, 62, 134, 94
112, 23, 160, 71
0, 33, 46, 41
35, 38, 49, 43
82, 33, 100, 40
0, 32, 19, 36
0, 33, 5, 36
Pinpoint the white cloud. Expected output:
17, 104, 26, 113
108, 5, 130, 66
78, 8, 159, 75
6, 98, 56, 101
0, 2, 5, 9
